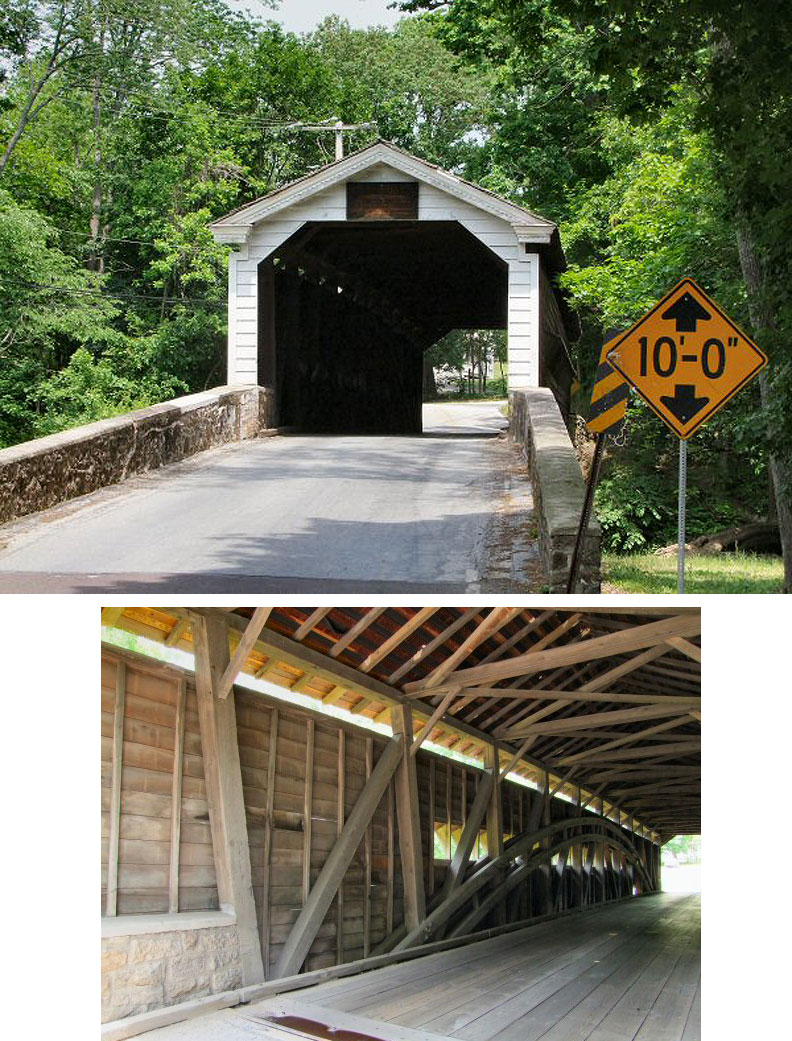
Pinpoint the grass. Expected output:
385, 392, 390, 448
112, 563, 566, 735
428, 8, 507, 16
602, 550, 784, 593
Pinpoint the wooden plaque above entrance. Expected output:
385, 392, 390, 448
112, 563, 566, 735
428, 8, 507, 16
346, 181, 419, 220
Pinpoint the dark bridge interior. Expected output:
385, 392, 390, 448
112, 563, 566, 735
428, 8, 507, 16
259, 221, 508, 433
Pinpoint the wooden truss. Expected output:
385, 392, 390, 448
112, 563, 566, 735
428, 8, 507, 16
102, 605, 698, 982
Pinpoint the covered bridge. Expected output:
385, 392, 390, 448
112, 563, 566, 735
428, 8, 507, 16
101, 606, 700, 1040
209, 142, 578, 433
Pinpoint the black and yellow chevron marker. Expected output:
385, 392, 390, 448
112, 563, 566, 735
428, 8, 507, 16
587, 332, 629, 436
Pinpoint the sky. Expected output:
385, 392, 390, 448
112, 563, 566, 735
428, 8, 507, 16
232, 0, 404, 34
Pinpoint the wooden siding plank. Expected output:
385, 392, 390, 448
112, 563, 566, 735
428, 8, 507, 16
273, 735, 403, 979
105, 660, 126, 916
167, 677, 186, 913
302, 719, 315, 905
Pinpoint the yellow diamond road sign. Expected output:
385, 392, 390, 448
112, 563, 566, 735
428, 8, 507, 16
605, 278, 768, 439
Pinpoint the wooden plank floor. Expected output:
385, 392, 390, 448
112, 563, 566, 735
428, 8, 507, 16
244, 893, 700, 1041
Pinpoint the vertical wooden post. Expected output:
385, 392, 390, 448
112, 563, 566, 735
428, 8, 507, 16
484, 743, 505, 924
541, 769, 552, 914
484, 744, 504, 858
193, 613, 265, 986
391, 704, 426, 930
576, 789, 584, 909
336, 728, 346, 964
106, 660, 126, 917
168, 677, 186, 914
261, 706, 278, 978
386, 779, 395, 936
302, 720, 315, 905
363, 738, 373, 958
428, 758, 435, 894
445, 761, 452, 862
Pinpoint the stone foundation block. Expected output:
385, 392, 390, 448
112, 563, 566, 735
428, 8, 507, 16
101, 918, 242, 1024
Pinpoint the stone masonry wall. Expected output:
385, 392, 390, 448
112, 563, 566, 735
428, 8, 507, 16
510, 388, 601, 592
101, 923, 243, 1024
0, 384, 274, 524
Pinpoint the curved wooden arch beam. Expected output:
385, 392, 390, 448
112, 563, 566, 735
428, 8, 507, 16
395, 816, 652, 952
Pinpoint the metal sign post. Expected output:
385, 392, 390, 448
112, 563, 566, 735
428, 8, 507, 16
567, 434, 606, 593
677, 439, 687, 593
568, 331, 629, 594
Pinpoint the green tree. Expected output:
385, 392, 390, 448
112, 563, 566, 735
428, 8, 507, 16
493, 0, 792, 581
401, 0, 792, 586
309, 15, 491, 169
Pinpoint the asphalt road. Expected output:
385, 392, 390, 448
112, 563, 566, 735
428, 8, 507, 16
0, 401, 540, 593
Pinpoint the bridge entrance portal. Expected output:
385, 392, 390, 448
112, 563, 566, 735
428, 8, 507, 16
261, 221, 507, 433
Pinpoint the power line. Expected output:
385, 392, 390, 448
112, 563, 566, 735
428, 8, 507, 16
65, 83, 380, 142
2, 278, 224, 307
50, 226, 159, 246
66, 82, 330, 130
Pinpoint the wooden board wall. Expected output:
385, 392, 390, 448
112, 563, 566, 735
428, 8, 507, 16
101, 653, 217, 915
101, 648, 655, 969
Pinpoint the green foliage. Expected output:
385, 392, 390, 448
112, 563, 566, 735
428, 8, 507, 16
0, 188, 118, 444
595, 466, 675, 554
34, 343, 185, 436
426, 329, 507, 397
309, 15, 491, 168
663, 835, 701, 861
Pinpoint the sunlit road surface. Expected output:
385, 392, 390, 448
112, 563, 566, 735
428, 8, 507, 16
662, 863, 702, 893
0, 400, 540, 593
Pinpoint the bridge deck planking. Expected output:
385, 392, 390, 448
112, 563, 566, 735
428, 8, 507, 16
251, 893, 700, 1041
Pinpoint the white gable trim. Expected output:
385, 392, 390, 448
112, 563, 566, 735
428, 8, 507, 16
210, 142, 554, 243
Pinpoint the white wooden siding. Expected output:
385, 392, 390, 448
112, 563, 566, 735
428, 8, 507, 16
225, 167, 540, 387
508, 255, 540, 388
350, 162, 415, 183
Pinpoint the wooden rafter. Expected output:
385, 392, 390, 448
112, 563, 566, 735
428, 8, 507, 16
217, 607, 272, 700
329, 608, 386, 658
294, 607, 332, 641
358, 607, 440, 674
386, 607, 481, 684
406, 615, 701, 693
556, 715, 699, 766
505, 703, 694, 739
421, 607, 523, 690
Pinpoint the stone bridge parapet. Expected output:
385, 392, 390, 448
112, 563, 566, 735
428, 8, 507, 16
510, 388, 601, 593
0, 385, 274, 524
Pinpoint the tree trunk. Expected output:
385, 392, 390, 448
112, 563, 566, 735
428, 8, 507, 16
736, 223, 792, 592
88, 73, 104, 272
0, 75, 52, 175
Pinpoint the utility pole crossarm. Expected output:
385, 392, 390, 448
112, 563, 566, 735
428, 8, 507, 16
286, 118, 377, 159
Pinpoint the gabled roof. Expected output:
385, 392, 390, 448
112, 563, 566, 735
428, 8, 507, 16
210, 139, 556, 242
